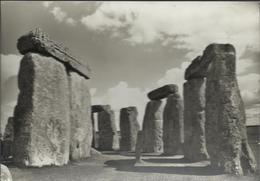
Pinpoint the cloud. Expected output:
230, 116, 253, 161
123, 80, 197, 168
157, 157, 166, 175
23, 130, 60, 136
157, 61, 190, 96
42, 1, 53, 8
50, 7, 67, 23
81, 2, 259, 58
91, 81, 148, 129
237, 73, 260, 107
66, 17, 77, 26
245, 103, 260, 126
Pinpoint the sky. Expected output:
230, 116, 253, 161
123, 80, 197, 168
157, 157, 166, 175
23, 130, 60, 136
1, 1, 259, 132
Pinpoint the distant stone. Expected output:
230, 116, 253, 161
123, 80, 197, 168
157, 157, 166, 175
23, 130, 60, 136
69, 72, 92, 161
92, 105, 111, 113
13, 53, 70, 167
17, 28, 91, 79
142, 100, 165, 153
163, 93, 184, 155
183, 78, 209, 161
98, 107, 119, 150
0, 164, 12, 181
120, 106, 140, 151
147, 84, 178, 100
205, 44, 257, 175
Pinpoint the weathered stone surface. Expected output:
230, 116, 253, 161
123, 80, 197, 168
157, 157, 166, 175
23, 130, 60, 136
17, 28, 91, 79
183, 78, 209, 161
97, 107, 119, 150
147, 84, 178, 100
163, 93, 184, 155
92, 105, 111, 113
69, 72, 92, 161
119, 106, 140, 151
142, 100, 165, 153
135, 131, 144, 163
3, 117, 14, 141
0, 164, 12, 181
205, 44, 257, 175
13, 53, 70, 167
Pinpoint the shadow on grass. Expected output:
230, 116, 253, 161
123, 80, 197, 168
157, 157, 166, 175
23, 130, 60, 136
104, 158, 222, 176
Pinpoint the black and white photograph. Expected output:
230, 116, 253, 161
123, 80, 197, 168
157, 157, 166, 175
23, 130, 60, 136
0, 1, 259, 181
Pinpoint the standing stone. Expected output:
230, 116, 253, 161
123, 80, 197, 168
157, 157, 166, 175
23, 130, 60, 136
205, 44, 256, 175
183, 78, 209, 161
69, 72, 92, 161
2, 117, 14, 160
119, 107, 140, 151
135, 131, 144, 164
98, 106, 119, 150
13, 53, 70, 167
91, 113, 98, 148
3, 117, 14, 141
163, 92, 184, 155
142, 100, 164, 153
0, 164, 12, 181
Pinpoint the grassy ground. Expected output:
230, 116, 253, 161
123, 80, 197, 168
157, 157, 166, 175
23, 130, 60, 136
7, 151, 259, 181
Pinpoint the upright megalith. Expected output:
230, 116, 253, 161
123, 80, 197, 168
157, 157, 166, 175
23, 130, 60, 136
69, 72, 92, 161
2, 117, 14, 160
163, 91, 184, 155
119, 106, 140, 151
14, 28, 92, 167
142, 100, 165, 153
135, 131, 144, 164
13, 53, 70, 167
204, 44, 256, 175
183, 56, 209, 161
96, 105, 119, 150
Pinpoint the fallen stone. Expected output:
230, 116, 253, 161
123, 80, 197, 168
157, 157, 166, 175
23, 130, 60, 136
147, 84, 178, 100
183, 78, 209, 161
97, 107, 119, 150
120, 106, 140, 151
90, 148, 102, 156
17, 28, 91, 79
142, 100, 165, 153
205, 44, 257, 175
13, 53, 70, 167
69, 72, 92, 161
163, 92, 184, 155
0, 164, 12, 181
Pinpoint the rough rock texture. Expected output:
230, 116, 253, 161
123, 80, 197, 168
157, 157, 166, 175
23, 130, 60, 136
135, 131, 144, 163
142, 100, 165, 153
92, 105, 111, 113
17, 28, 91, 79
97, 107, 119, 150
205, 44, 257, 175
183, 78, 209, 161
13, 53, 70, 167
3, 117, 14, 141
69, 72, 92, 161
119, 107, 140, 151
163, 93, 184, 155
0, 164, 12, 181
147, 84, 178, 100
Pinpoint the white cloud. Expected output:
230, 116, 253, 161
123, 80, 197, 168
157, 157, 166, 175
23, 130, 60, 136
81, 2, 259, 58
66, 17, 77, 26
1, 54, 21, 85
157, 61, 190, 96
237, 73, 260, 107
50, 7, 67, 23
91, 81, 148, 129
42, 1, 53, 8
